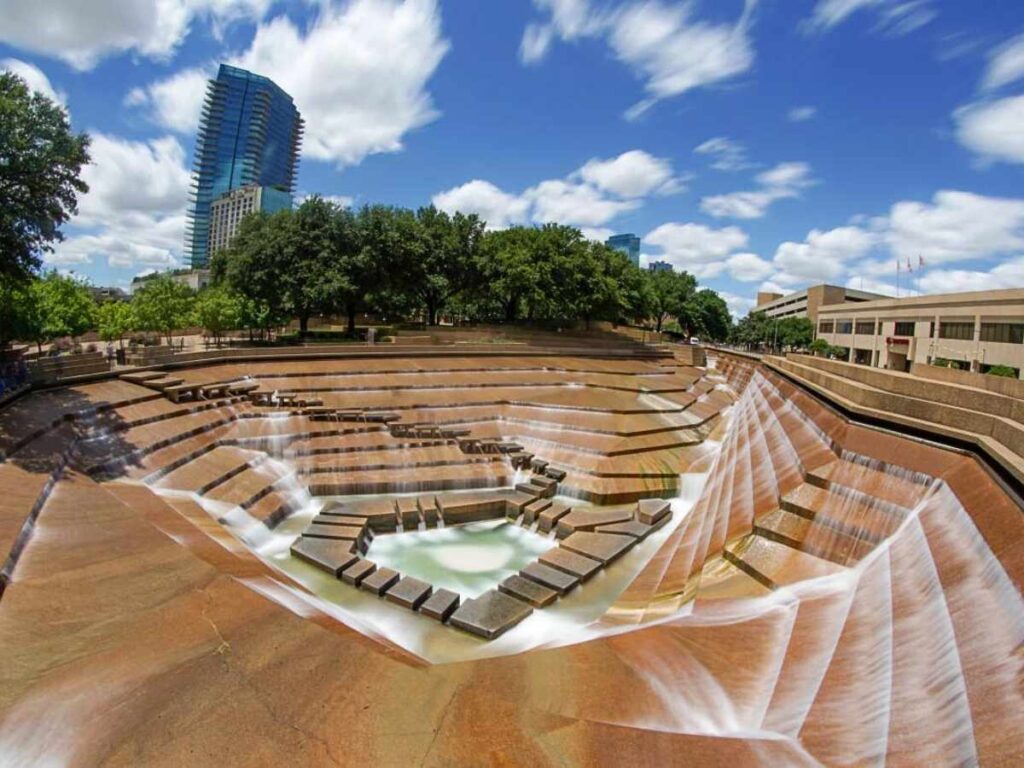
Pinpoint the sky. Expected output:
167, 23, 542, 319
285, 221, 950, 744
2, 0, 1024, 317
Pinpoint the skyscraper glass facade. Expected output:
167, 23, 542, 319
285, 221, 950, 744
606, 233, 641, 267
186, 64, 303, 267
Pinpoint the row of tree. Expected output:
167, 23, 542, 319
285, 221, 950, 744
213, 197, 734, 340
730, 311, 815, 351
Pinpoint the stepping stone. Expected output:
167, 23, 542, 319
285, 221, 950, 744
499, 574, 558, 607
561, 532, 635, 564
449, 590, 533, 639
596, 520, 655, 540
313, 513, 367, 527
539, 548, 603, 581
530, 475, 558, 491
544, 467, 567, 482
537, 503, 572, 533
520, 561, 579, 595
303, 523, 363, 541
556, 509, 633, 538
530, 458, 548, 473
637, 499, 671, 526
361, 567, 401, 596
419, 588, 461, 622
341, 559, 377, 586
522, 497, 551, 525
385, 577, 433, 610
290, 538, 358, 576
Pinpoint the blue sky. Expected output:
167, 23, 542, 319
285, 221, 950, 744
2, 0, 1023, 316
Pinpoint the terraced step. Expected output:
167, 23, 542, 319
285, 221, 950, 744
782, 483, 906, 543
154, 446, 261, 494
723, 534, 844, 590
807, 458, 927, 509
754, 508, 874, 565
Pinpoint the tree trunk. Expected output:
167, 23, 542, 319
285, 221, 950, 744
427, 301, 437, 327
347, 307, 356, 335
504, 297, 517, 322
656, 315, 663, 333
299, 313, 309, 337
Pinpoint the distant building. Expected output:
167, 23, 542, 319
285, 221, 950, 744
208, 184, 292, 256
815, 288, 1024, 377
186, 64, 303, 268
648, 260, 672, 273
131, 269, 211, 294
89, 286, 129, 303
755, 284, 889, 324
606, 233, 641, 267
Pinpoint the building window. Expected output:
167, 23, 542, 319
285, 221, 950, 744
836, 320, 853, 334
939, 321, 975, 341
819, 320, 834, 334
979, 322, 1024, 344
855, 321, 876, 335
893, 321, 915, 337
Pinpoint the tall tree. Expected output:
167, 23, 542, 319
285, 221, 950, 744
645, 268, 697, 333
96, 300, 135, 349
32, 270, 97, 343
479, 228, 540, 322
132, 274, 195, 345
0, 274, 41, 356
408, 206, 484, 325
689, 289, 732, 342
195, 286, 242, 346
286, 196, 341, 335
0, 72, 91, 281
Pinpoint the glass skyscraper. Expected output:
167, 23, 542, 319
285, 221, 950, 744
606, 233, 641, 267
185, 64, 303, 267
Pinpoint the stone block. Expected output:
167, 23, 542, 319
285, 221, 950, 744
449, 590, 533, 640
419, 588, 461, 622
520, 561, 579, 595
361, 567, 401, 596
636, 499, 671, 526
596, 520, 655, 540
385, 577, 433, 610
561, 532, 635, 564
556, 509, 633, 538
303, 523, 363, 541
522, 497, 551, 525
311, 514, 367, 528
530, 475, 558, 490
340, 558, 376, 586
290, 538, 358, 576
543, 467, 567, 482
539, 548, 603, 581
537, 503, 572, 533
499, 574, 558, 607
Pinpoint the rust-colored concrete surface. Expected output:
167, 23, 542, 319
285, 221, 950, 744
0, 343, 1021, 766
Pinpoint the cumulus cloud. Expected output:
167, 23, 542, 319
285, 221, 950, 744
725, 252, 773, 282
954, 96, 1024, 166
233, 0, 449, 167
693, 136, 752, 172
0, 0, 271, 71
433, 149, 683, 230
885, 190, 1024, 263
577, 150, 683, 197
788, 105, 817, 122
701, 161, 816, 219
644, 222, 749, 270
1, 58, 65, 105
771, 226, 876, 285
803, 0, 935, 37
520, 0, 757, 119
124, 65, 213, 133
982, 34, 1024, 91
916, 257, 1024, 294
50, 133, 191, 270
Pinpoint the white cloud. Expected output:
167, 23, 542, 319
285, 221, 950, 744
644, 222, 749, 270
917, 257, 1024, 294
124, 65, 212, 133
234, 0, 449, 168
982, 34, 1024, 91
772, 226, 877, 284
803, 0, 935, 37
720, 291, 756, 318
434, 149, 683, 230
726, 252, 773, 282
581, 227, 615, 242
954, 96, 1024, 166
701, 161, 816, 219
788, 105, 817, 122
432, 180, 530, 229
693, 136, 751, 172
521, 0, 757, 119
577, 150, 682, 197
1, 58, 65, 105
0, 0, 270, 71
51, 133, 191, 270
885, 190, 1024, 263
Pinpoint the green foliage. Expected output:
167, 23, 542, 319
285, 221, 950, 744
0, 275, 41, 354
645, 268, 697, 333
688, 289, 732, 342
985, 365, 1018, 378
0, 72, 91, 281
776, 316, 815, 349
195, 286, 243, 345
809, 338, 830, 356
32, 271, 96, 342
96, 301, 135, 346
132, 274, 195, 344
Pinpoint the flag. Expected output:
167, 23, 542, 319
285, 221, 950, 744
906, 258, 913, 273
918, 255, 925, 268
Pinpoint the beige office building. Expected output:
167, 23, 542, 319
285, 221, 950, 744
207, 185, 288, 256
815, 288, 1024, 378
755, 284, 889, 324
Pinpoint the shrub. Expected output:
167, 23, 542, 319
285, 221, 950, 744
985, 365, 1018, 378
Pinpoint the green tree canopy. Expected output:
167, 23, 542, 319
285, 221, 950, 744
32, 270, 97, 342
645, 268, 697, 333
688, 289, 732, 342
195, 285, 243, 345
0, 72, 91, 281
96, 300, 135, 348
0, 275, 41, 355
132, 274, 195, 344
